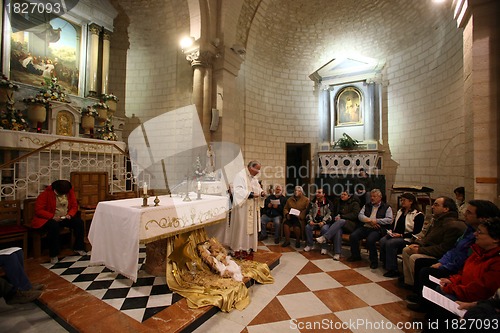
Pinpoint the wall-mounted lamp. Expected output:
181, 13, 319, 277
180, 36, 195, 51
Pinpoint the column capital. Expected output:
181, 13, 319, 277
103, 29, 112, 41
185, 49, 214, 68
89, 23, 102, 36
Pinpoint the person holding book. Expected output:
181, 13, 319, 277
380, 192, 424, 277
407, 200, 499, 311
401, 196, 466, 287
282, 186, 309, 248
227, 160, 265, 260
418, 218, 500, 332
315, 191, 360, 260
259, 184, 287, 244
437, 217, 500, 302
304, 188, 333, 255
0, 247, 44, 292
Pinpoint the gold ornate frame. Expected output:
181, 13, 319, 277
336, 86, 363, 126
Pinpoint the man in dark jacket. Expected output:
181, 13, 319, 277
259, 184, 287, 244
315, 191, 361, 260
401, 196, 466, 286
348, 189, 393, 269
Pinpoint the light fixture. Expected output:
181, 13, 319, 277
179, 36, 195, 50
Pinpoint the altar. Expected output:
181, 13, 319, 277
88, 193, 229, 281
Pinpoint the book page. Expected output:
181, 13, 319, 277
429, 275, 441, 285
289, 208, 300, 216
422, 286, 466, 317
0, 247, 22, 255
270, 199, 280, 206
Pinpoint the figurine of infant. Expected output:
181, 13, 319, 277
198, 238, 243, 282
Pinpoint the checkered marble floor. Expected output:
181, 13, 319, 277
193, 238, 422, 333
41, 246, 182, 323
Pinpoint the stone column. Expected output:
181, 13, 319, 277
101, 29, 112, 95
87, 24, 101, 97
455, 0, 499, 202
212, 46, 244, 145
185, 49, 213, 140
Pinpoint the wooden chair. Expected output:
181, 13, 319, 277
70, 171, 108, 234
0, 200, 28, 259
105, 191, 137, 201
22, 198, 74, 258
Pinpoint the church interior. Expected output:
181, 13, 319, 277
0, 0, 499, 332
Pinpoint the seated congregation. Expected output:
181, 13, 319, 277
258, 185, 500, 331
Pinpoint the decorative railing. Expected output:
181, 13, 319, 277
0, 130, 139, 201
318, 150, 383, 175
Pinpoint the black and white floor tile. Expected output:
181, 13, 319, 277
41, 246, 183, 322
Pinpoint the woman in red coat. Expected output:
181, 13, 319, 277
439, 217, 500, 302
33, 180, 86, 264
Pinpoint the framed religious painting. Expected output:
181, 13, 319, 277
335, 86, 363, 126
4, 1, 82, 95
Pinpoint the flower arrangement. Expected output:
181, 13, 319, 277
95, 118, 117, 141
23, 95, 50, 106
0, 100, 28, 131
81, 106, 98, 117
92, 101, 109, 110
39, 77, 70, 103
333, 133, 359, 150
0, 74, 19, 90
101, 93, 119, 102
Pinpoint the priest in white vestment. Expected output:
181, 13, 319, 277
227, 161, 265, 256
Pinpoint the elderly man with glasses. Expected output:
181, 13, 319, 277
259, 185, 287, 244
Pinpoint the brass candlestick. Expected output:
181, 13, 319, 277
154, 195, 160, 206
142, 194, 149, 207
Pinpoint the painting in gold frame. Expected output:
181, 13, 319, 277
336, 86, 363, 126
9, 16, 81, 95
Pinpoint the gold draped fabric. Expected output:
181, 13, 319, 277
166, 228, 274, 312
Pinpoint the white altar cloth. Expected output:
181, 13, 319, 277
88, 193, 228, 281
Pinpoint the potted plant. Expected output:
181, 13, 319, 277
0, 74, 19, 104
23, 96, 50, 125
0, 99, 28, 131
333, 133, 359, 150
95, 118, 117, 141
92, 101, 110, 124
40, 77, 71, 103
101, 93, 118, 114
80, 106, 98, 134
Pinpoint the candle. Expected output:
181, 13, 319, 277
143, 183, 148, 195
197, 181, 201, 191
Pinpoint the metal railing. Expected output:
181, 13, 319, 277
0, 138, 138, 201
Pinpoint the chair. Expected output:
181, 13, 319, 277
105, 191, 137, 201
0, 200, 28, 259
23, 198, 73, 258
70, 171, 109, 234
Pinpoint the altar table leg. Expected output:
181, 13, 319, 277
144, 239, 168, 276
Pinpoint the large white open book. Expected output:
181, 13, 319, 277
422, 286, 466, 317
289, 208, 300, 216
